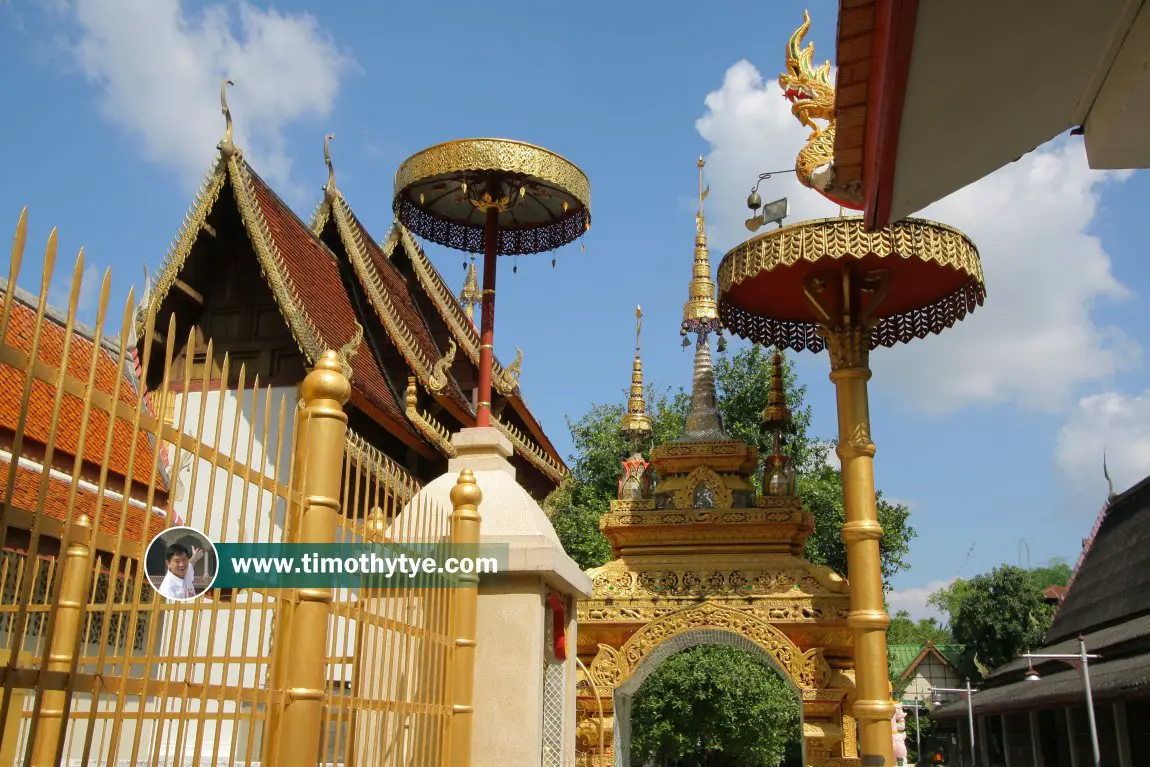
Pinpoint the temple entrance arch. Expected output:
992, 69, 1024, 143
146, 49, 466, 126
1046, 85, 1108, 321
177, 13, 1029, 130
594, 602, 818, 767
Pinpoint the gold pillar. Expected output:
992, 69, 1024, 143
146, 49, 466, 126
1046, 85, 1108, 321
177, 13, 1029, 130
825, 325, 895, 765
30, 514, 93, 766
276, 350, 351, 767
446, 469, 481, 767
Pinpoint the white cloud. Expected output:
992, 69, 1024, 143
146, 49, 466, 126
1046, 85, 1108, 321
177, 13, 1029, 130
696, 60, 1136, 414
887, 578, 953, 622
1055, 391, 1150, 505
69, 0, 354, 192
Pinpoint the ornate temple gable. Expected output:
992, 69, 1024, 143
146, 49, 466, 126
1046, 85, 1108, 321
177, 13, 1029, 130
138, 147, 435, 464
310, 185, 476, 427
379, 222, 570, 494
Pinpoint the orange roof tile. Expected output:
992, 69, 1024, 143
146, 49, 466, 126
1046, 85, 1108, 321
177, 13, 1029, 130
0, 291, 164, 489
0, 458, 166, 544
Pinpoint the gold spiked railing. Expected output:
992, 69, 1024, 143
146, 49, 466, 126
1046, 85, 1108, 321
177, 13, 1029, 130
0, 208, 479, 766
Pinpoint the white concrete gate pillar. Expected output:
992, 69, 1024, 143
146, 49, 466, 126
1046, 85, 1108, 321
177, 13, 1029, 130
407, 428, 592, 767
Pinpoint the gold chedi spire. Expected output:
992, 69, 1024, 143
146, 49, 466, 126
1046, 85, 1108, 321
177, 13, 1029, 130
620, 306, 652, 445
682, 156, 718, 327
459, 260, 481, 321
677, 157, 728, 442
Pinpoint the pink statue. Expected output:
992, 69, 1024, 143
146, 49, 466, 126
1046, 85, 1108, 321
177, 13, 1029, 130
892, 703, 908, 765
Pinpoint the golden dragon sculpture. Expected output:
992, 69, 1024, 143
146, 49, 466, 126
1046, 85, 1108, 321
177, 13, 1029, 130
778, 10, 863, 210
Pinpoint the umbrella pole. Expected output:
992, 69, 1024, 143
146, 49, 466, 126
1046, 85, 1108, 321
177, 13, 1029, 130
819, 269, 895, 766
476, 206, 499, 427
829, 341, 895, 764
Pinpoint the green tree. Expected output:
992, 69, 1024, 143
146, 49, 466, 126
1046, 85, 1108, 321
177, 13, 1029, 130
630, 645, 802, 767
948, 565, 1051, 672
887, 609, 951, 645
1027, 557, 1072, 591
545, 346, 916, 582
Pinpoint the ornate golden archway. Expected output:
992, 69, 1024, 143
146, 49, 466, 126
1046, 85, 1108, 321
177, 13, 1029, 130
574, 168, 865, 767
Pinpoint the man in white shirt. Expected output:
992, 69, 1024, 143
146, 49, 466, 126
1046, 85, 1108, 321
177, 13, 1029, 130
158, 542, 204, 601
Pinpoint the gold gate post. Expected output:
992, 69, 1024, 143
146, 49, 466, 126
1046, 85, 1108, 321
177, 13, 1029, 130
446, 469, 481, 767
276, 350, 350, 767
824, 325, 894, 764
29, 513, 93, 767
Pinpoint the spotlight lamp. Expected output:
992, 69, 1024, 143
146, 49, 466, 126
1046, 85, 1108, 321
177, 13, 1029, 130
744, 169, 793, 231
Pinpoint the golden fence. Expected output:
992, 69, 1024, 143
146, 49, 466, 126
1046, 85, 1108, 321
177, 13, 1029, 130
0, 208, 480, 766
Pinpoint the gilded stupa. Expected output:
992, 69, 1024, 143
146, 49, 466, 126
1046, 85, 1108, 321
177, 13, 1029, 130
575, 159, 859, 767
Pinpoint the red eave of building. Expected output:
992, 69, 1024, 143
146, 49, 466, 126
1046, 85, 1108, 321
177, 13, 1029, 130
837, 0, 915, 231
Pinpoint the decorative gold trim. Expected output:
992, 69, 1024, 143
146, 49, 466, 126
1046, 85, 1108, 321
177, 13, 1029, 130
492, 415, 566, 483
345, 428, 419, 504
317, 195, 452, 403
229, 156, 328, 362
404, 376, 457, 457
394, 138, 591, 217
134, 161, 227, 339
717, 216, 985, 351
672, 466, 733, 510
389, 224, 489, 368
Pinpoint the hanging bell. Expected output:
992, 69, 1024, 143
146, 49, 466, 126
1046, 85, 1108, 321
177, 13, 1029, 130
717, 333, 727, 353
552, 258, 556, 268
682, 336, 691, 348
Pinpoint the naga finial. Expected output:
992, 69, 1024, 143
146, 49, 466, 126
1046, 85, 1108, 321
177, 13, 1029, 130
338, 321, 363, 381
778, 11, 864, 210
428, 338, 457, 394
1104, 448, 1117, 502
493, 348, 523, 397
324, 133, 337, 199
218, 78, 236, 158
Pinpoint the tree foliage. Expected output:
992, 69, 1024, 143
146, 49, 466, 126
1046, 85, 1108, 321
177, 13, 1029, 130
630, 645, 802, 767
887, 609, 951, 645
946, 565, 1051, 672
545, 346, 916, 585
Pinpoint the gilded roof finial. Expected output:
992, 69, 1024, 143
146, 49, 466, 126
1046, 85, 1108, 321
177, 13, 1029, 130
682, 157, 719, 328
324, 133, 338, 200
460, 260, 481, 321
620, 305, 652, 445
218, 78, 236, 158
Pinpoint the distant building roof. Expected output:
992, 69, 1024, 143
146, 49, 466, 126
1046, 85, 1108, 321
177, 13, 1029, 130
889, 641, 965, 683
1043, 584, 1068, 602
1045, 474, 1150, 643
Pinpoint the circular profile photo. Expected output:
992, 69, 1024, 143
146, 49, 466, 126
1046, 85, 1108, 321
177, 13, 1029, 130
144, 526, 219, 602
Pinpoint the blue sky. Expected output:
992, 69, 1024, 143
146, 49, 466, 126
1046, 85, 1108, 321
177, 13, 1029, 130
3, 0, 1149, 617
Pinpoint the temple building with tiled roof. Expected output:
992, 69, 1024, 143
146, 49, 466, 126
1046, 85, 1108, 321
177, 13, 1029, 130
932, 472, 1150, 766
136, 94, 566, 511
1, 279, 169, 549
